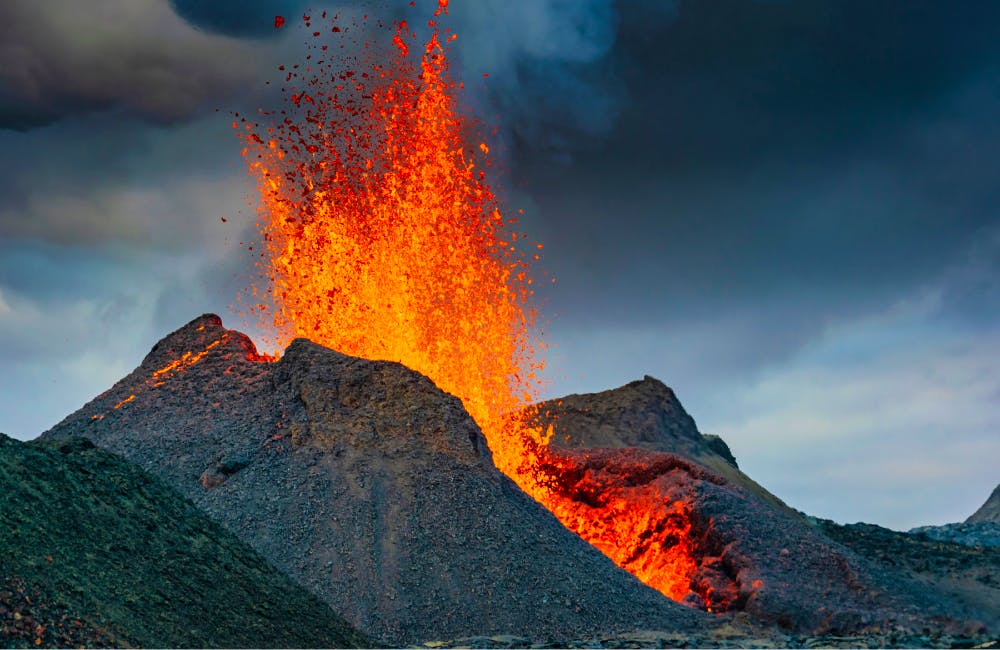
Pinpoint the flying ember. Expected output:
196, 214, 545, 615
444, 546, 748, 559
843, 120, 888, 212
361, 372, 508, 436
238, 1, 704, 607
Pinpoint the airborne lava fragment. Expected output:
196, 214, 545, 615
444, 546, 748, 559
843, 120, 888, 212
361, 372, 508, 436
238, 5, 703, 605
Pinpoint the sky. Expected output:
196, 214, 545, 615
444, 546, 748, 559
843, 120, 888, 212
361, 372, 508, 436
0, 0, 997, 530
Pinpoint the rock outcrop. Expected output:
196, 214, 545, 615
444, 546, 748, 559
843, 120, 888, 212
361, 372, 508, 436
909, 522, 1000, 547
530, 378, 781, 510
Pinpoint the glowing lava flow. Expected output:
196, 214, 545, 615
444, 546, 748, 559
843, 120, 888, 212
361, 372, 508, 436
239, 3, 701, 606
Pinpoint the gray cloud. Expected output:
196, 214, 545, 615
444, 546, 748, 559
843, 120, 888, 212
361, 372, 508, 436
710, 320, 1000, 529
0, 0, 261, 129
0, 113, 256, 250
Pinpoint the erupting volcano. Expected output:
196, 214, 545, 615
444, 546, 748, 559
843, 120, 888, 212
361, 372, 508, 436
9, 2, 997, 646
237, 2, 701, 605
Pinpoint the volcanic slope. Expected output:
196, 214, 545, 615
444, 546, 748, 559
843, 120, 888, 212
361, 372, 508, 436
968, 484, 1000, 524
531, 379, 996, 635
0, 433, 367, 649
43, 314, 707, 646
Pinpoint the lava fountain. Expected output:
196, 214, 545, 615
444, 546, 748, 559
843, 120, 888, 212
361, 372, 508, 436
238, 2, 703, 606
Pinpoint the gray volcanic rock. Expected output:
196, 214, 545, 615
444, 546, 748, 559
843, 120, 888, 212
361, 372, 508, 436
818, 519, 1000, 633
539, 446, 993, 635
702, 434, 738, 469
533, 376, 710, 458
531, 378, 791, 515
904, 485, 1000, 547
967, 484, 1000, 524
42, 315, 705, 646
908, 522, 1000, 547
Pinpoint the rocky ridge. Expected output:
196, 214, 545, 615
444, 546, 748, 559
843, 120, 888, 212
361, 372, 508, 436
908, 522, 1000, 548
37, 314, 999, 644
906, 484, 1000, 547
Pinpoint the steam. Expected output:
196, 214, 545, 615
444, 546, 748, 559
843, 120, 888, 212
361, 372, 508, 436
442, 0, 623, 155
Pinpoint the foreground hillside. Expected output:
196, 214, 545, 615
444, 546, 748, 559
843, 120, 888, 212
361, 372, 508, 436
0, 433, 368, 648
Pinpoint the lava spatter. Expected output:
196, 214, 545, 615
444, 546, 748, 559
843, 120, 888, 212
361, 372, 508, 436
238, 3, 703, 606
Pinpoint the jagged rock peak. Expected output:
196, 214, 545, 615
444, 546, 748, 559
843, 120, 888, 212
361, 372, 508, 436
967, 484, 1000, 524
530, 375, 705, 452
140, 313, 265, 372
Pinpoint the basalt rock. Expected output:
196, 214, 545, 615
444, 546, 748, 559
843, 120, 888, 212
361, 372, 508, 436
43, 314, 706, 646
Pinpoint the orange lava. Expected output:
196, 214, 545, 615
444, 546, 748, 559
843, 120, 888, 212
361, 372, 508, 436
538, 450, 704, 603
112, 394, 136, 410
239, 4, 701, 606
553, 495, 695, 602
90, 333, 267, 420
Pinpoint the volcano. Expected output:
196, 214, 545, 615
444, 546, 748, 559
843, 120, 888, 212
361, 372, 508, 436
40, 314, 997, 645
42, 315, 705, 645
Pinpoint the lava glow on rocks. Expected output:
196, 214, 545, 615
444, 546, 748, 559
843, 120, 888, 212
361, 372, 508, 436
238, 2, 703, 606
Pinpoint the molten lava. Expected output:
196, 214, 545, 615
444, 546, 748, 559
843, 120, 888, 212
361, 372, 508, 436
239, 3, 710, 608
88, 332, 267, 421
238, 3, 545, 485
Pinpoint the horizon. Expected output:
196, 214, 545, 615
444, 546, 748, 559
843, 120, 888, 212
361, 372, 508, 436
1, 0, 998, 531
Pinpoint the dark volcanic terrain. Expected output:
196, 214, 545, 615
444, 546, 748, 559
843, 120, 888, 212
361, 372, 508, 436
0, 433, 367, 648
35, 314, 1000, 646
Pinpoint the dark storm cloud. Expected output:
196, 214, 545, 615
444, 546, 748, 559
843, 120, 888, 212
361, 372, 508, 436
440, 0, 639, 156
159, 0, 646, 161
0, 0, 260, 130
169, 0, 312, 38
558, 0, 1000, 171
505, 1, 1000, 529
0, 114, 252, 249
515, 0, 1000, 374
